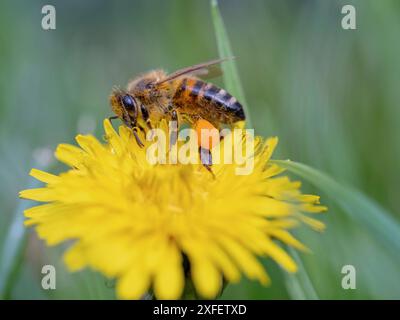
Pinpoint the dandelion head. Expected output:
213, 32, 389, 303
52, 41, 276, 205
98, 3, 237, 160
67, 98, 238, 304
20, 119, 327, 299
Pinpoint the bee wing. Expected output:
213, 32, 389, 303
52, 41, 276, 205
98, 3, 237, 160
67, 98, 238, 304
190, 63, 223, 80
156, 57, 234, 85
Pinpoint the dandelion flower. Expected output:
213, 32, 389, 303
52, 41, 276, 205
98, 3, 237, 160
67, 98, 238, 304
20, 119, 327, 299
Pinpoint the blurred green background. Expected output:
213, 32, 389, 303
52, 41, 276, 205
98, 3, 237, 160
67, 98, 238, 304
0, 0, 399, 299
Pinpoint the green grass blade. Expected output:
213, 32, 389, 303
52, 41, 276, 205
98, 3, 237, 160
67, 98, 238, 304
0, 207, 27, 299
211, 0, 318, 300
272, 160, 400, 256
0, 173, 43, 299
210, 0, 252, 127
283, 247, 319, 300
0, 152, 53, 299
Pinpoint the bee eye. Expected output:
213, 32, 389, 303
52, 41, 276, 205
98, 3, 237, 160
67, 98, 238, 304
121, 95, 135, 110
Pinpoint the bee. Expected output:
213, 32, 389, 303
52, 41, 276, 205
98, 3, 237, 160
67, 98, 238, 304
109, 58, 246, 171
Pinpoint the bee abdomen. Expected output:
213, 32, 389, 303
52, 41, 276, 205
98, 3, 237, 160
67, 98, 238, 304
173, 78, 245, 122
202, 83, 245, 121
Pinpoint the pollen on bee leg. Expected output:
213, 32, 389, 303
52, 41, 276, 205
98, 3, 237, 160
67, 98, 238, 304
195, 119, 219, 177
194, 119, 220, 151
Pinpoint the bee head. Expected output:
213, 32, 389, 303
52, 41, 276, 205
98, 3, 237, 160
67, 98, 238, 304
109, 88, 139, 126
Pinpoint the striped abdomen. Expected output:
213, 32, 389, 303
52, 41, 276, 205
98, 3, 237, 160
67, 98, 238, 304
172, 78, 245, 125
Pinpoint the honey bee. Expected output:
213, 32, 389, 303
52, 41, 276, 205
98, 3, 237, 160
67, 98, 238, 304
109, 58, 246, 170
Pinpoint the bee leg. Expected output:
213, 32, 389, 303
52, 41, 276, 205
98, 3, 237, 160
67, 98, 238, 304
121, 107, 144, 148
137, 124, 146, 134
132, 126, 145, 148
140, 104, 155, 139
169, 109, 179, 148
199, 146, 215, 178
108, 116, 118, 125
140, 104, 153, 130
129, 115, 144, 148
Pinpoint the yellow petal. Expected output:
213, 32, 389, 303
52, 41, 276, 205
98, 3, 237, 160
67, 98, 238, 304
29, 168, 59, 184
153, 244, 184, 299
55, 143, 84, 167
300, 215, 326, 232
191, 257, 221, 299
263, 136, 278, 161
116, 266, 151, 300
260, 239, 298, 272
103, 119, 124, 156
19, 188, 56, 202
267, 229, 309, 253
301, 203, 328, 213
298, 194, 321, 204
217, 236, 270, 285
64, 243, 87, 271
208, 243, 241, 283
75, 135, 104, 157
